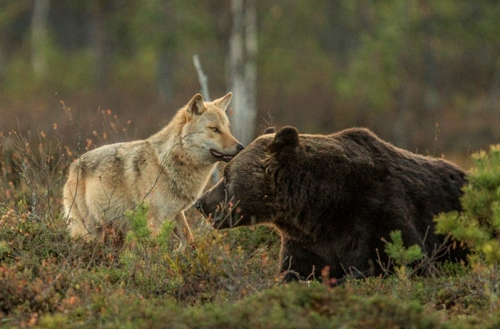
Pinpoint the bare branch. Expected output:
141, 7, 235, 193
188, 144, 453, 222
192, 54, 211, 101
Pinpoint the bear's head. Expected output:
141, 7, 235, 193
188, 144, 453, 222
193, 127, 280, 228
194, 126, 354, 230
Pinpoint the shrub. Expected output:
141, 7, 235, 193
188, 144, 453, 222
385, 230, 424, 268
3, 119, 500, 327
38, 283, 449, 329
435, 145, 500, 314
116, 206, 280, 303
435, 144, 500, 266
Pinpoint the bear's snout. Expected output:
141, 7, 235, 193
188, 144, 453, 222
193, 199, 203, 212
193, 197, 213, 220
194, 191, 235, 229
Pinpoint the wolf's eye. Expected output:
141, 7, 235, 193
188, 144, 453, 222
210, 127, 220, 133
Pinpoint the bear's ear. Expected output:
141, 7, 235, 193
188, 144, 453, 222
269, 126, 299, 155
262, 127, 276, 135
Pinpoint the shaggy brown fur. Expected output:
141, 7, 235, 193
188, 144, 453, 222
195, 126, 467, 282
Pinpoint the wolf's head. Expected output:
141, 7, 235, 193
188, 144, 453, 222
181, 92, 244, 164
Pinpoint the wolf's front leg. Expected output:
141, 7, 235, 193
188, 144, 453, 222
179, 211, 194, 242
174, 211, 194, 250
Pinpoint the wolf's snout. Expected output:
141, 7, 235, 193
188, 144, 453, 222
210, 142, 243, 162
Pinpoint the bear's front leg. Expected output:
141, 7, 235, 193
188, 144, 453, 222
279, 239, 326, 282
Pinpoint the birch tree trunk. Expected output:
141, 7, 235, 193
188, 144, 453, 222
244, 0, 257, 140
394, 82, 411, 149
157, 47, 175, 105
393, 3, 411, 149
157, 1, 176, 106
31, 0, 51, 81
89, 0, 109, 88
489, 57, 500, 113
0, 31, 6, 85
421, 0, 438, 112
229, 0, 257, 145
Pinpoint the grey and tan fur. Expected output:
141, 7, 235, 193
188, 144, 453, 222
63, 92, 243, 247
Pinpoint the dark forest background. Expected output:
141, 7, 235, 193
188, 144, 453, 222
1, 0, 500, 165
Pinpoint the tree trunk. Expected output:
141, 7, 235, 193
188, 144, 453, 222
244, 0, 257, 141
157, 46, 175, 106
420, 0, 438, 112
156, 1, 176, 106
229, 0, 246, 141
393, 3, 411, 149
394, 83, 411, 149
89, 1, 109, 88
0, 31, 6, 85
31, 0, 51, 81
489, 56, 500, 113
229, 0, 258, 145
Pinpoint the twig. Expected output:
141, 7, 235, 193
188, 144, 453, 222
192, 54, 211, 101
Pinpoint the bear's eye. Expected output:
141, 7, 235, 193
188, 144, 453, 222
210, 127, 220, 133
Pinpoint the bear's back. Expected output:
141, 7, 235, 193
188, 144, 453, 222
331, 128, 466, 263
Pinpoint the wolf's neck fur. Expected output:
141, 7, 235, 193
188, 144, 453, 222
147, 107, 215, 178
148, 108, 186, 163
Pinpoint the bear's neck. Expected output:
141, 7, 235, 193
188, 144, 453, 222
274, 214, 322, 244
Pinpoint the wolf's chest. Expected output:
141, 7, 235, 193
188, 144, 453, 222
144, 168, 206, 201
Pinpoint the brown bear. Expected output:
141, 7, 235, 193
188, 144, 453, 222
194, 126, 467, 282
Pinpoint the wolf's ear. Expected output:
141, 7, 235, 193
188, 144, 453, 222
269, 126, 299, 157
186, 93, 205, 118
213, 92, 233, 112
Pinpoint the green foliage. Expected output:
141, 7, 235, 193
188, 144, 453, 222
434, 146, 500, 316
0, 169, 498, 327
0, 240, 9, 257
37, 283, 450, 329
385, 230, 424, 267
1, 0, 499, 154
158, 216, 177, 249
436, 145, 500, 265
384, 230, 425, 297
125, 202, 152, 242
3, 43, 95, 97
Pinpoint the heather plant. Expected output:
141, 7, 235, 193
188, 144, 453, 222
0, 129, 69, 222
2, 107, 500, 326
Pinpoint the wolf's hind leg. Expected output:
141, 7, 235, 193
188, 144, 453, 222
66, 206, 87, 238
65, 204, 98, 241
64, 187, 94, 240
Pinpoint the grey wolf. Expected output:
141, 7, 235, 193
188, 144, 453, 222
63, 92, 243, 247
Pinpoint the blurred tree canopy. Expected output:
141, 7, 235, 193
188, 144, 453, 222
0, 0, 499, 160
